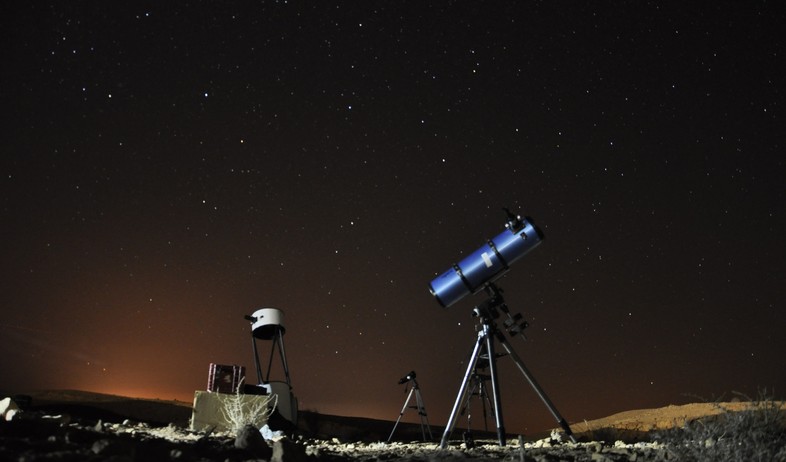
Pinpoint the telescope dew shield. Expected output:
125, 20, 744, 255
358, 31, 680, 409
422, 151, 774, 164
429, 218, 543, 308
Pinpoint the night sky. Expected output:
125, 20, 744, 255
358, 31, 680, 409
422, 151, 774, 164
2, 2, 784, 436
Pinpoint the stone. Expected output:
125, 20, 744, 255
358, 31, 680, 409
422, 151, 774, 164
0, 397, 20, 421
272, 439, 309, 462
235, 423, 270, 457
91, 438, 135, 461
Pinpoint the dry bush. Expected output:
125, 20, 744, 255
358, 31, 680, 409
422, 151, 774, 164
659, 390, 786, 462
220, 379, 278, 435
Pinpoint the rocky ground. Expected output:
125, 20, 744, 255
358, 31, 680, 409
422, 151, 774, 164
0, 413, 671, 462
1, 391, 783, 461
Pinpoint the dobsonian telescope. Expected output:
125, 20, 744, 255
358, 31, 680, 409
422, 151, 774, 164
429, 208, 575, 448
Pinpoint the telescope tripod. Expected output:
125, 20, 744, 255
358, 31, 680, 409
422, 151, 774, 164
439, 284, 575, 448
388, 377, 433, 442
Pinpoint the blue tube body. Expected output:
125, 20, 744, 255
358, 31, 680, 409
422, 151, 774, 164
429, 218, 542, 308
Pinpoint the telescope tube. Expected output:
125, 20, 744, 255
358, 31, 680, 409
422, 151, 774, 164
429, 218, 543, 308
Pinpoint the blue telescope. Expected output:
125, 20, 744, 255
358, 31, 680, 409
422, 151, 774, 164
429, 213, 543, 308
429, 212, 575, 448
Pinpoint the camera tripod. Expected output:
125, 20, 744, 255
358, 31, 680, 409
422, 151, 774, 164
461, 365, 495, 431
388, 372, 433, 442
439, 283, 575, 448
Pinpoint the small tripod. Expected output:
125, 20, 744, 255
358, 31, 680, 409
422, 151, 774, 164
461, 366, 495, 431
388, 371, 433, 442
439, 283, 575, 448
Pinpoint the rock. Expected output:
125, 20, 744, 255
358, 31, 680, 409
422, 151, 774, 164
1, 397, 20, 421
235, 423, 271, 457
590, 453, 614, 462
584, 441, 603, 453
91, 438, 135, 461
65, 427, 102, 446
274, 438, 311, 462
42, 413, 71, 425
262, 423, 286, 441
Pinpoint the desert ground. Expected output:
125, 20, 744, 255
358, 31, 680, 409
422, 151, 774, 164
1, 389, 784, 461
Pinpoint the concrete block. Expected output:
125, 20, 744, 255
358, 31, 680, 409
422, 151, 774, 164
190, 390, 273, 432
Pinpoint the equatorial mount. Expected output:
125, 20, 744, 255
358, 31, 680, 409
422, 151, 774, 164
472, 284, 529, 340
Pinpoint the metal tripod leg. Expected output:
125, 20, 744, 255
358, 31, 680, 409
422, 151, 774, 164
476, 375, 494, 431
252, 334, 264, 384
276, 328, 292, 385
484, 329, 506, 445
414, 387, 434, 441
440, 329, 486, 449
459, 376, 479, 431
495, 332, 576, 443
388, 386, 415, 442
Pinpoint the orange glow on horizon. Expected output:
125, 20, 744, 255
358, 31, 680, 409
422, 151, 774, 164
72, 385, 197, 404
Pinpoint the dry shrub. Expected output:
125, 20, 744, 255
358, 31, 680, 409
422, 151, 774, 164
659, 390, 786, 462
220, 379, 278, 435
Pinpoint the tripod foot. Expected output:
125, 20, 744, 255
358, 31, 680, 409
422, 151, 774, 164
557, 418, 576, 443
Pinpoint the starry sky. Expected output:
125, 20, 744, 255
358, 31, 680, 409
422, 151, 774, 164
1, 2, 784, 436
